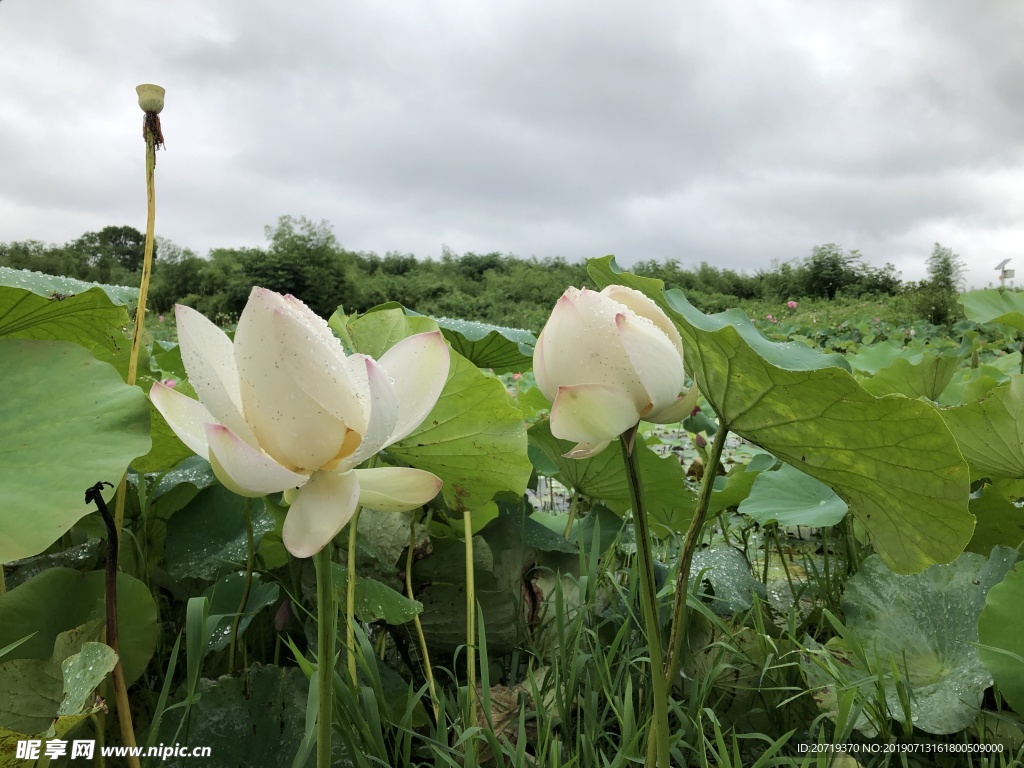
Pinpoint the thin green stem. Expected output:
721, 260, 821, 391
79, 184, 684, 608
347, 507, 362, 687
665, 424, 729, 688
314, 544, 336, 768
463, 510, 477, 722
406, 515, 439, 723
228, 498, 254, 673
0, 563, 5, 596
619, 429, 669, 768
562, 491, 580, 538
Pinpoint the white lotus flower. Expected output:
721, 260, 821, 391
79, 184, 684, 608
150, 287, 450, 558
534, 285, 698, 459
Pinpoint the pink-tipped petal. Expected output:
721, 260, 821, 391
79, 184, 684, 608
150, 381, 214, 460
354, 467, 443, 512
377, 331, 451, 445
615, 312, 685, 415
330, 357, 398, 473
647, 385, 701, 425
174, 304, 257, 446
205, 423, 310, 498
234, 287, 348, 470
549, 383, 641, 445
282, 469, 361, 558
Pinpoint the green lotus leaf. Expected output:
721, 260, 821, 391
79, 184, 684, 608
165, 488, 275, 581
960, 290, 1024, 333
58, 642, 119, 716
340, 308, 531, 512
739, 462, 848, 527
0, 339, 151, 562
978, 563, 1024, 715
0, 284, 129, 357
847, 341, 920, 374
860, 349, 963, 401
0, 266, 138, 306
589, 256, 973, 573
941, 376, 1024, 480
968, 478, 1024, 554
803, 548, 1018, 735
691, 546, 766, 615
429, 315, 535, 374
0, 568, 156, 686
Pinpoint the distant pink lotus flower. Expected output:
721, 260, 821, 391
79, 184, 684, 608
787, 301, 798, 309
162, 379, 176, 388
512, 373, 522, 381
158, 315, 165, 322
765, 314, 777, 323
873, 317, 880, 323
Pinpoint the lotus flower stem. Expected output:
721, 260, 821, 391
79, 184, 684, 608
406, 514, 439, 723
0, 564, 6, 597
314, 543, 336, 768
463, 509, 477, 725
114, 86, 165, 538
618, 427, 669, 768
227, 498, 254, 673
664, 424, 729, 688
562, 491, 580, 538
346, 506, 362, 687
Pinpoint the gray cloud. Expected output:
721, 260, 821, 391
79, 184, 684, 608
1, 0, 1020, 288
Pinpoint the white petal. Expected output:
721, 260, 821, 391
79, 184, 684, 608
206, 423, 310, 497
330, 357, 399, 473
601, 285, 685, 361
549, 383, 641, 445
150, 382, 213, 460
376, 331, 451, 445
354, 467, 443, 512
647, 385, 701, 425
283, 469, 361, 559
174, 304, 257, 446
535, 288, 647, 411
272, 293, 369, 435
234, 287, 348, 470
615, 312, 685, 415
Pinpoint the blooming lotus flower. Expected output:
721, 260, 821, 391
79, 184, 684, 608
787, 301, 798, 310
534, 286, 698, 459
150, 287, 450, 558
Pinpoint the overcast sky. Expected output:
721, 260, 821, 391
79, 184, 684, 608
1, 1, 1020, 289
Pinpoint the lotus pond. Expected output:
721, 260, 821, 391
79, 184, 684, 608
2, 259, 1024, 768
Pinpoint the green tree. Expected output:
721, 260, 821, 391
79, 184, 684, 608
913, 243, 965, 325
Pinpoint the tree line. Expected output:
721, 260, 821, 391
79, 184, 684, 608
1, 215, 965, 330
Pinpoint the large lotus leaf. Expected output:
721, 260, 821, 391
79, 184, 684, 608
0, 568, 157, 686
338, 308, 530, 512
806, 549, 1018, 735
691, 546, 766, 615
942, 376, 1024, 481
739, 462, 848, 527
0, 284, 129, 357
0, 266, 138, 306
430, 316, 535, 374
860, 349, 963, 401
939, 366, 1008, 407
589, 256, 973, 574
960, 290, 1024, 333
978, 563, 1024, 715
165, 487, 274, 581
847, 342, 920, 374
527, 419, 696, 534
0, 340, 151, 562
968, 479, 1024, 554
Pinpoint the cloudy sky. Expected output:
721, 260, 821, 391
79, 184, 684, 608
1, 1, 1020, 288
